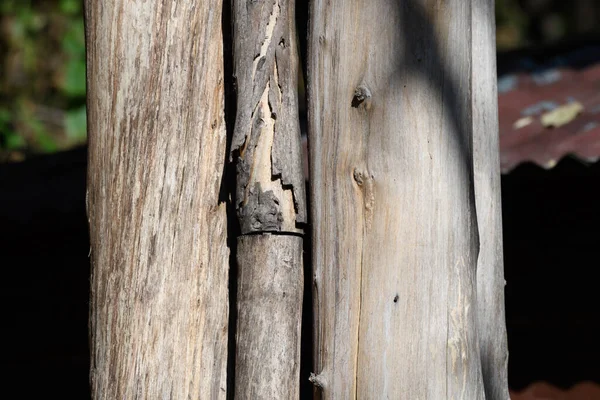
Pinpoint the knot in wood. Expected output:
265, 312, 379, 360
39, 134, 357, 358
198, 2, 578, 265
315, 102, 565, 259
353, 168, 366, 186
351, 85, 371, 109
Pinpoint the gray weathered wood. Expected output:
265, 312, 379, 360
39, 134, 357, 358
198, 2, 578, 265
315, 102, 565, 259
235, 235, 304, 399
472, 0, 511, 398
85, 2, 229, 398
231, 0, 306, 397
307, 0, 507, 398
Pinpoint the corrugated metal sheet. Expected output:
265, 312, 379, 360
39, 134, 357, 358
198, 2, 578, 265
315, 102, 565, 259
498, 44, 600, 173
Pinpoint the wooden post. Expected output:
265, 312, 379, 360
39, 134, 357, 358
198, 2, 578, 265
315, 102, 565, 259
231, 0, 307, 398
472, 0, 510, 398
85, 1, 229, 398
307, 0, 509, 398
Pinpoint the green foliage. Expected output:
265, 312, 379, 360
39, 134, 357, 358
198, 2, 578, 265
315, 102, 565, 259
0, 107, 25, 150
61, 20, 86, 97
64, 105, 87, 142
60, 1, 86, 97
0, 0, 86, 161
59, 0, 82, 15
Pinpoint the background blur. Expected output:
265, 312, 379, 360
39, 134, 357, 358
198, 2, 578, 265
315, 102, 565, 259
1, 0, 600, 161
0, 0, 85, 162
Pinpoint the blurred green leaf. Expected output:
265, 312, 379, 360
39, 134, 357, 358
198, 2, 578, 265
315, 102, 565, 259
4, 132, 26, 150
29, 118, 57, 152
0, 107, 25, 150
60, 18, 86, 96
63, 58, 87, 96
64, 106, 87, 141
59, 0, 82, 15
0, 108, 11, 125
62, 19, 85, 56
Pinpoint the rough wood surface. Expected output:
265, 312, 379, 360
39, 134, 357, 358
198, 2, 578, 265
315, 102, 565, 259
231, 0, 306, 397
231, 0, 306, 235
234, 235, 303, 399
85, 2, 229, 399
472, 0, 511, 398
308, 0, 507, 398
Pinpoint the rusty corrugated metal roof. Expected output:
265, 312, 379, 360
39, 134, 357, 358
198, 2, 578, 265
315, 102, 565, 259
498, 43, 600, 173
510, 382, 600, 400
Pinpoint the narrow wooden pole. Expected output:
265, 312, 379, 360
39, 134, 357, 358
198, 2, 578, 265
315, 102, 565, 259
231, 0, 307, 398
85, 1, 229, 398
472, 0, 511, 398
235, 235, 304, 398
307, 0, 508, 398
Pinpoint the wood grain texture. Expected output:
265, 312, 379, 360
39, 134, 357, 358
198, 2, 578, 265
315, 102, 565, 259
472, 0, 511, 398
85, 1, 229, 399
234, 235, 303, 399
308, 0, 506, 398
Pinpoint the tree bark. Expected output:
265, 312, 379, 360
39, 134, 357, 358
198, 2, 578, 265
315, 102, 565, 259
307, 0, 508, 398
235, 235, 304, 399
85, 2, 229, 399
231, 0, 306, 398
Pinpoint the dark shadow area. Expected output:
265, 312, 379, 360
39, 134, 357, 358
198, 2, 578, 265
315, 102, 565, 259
296, 2, 314, 399
296, 0, 309, 73
393, 0, 475, 186
0, 146, 90, 398
497, 35, 600, 75
221, 1, 240, 399
502, 159, 600, 390
299, 181, 314, 400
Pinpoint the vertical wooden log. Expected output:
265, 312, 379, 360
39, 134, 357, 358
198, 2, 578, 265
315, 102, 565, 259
307, 0, 507, 398
235, 235, 304, 399
85, 2, 229, 399
472, 0, 510, 398
231, 0, 306, 398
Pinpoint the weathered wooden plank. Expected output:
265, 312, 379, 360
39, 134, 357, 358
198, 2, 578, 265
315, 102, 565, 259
308, 0, 505, 398
231, 0, 306, 397
234, 235, 304, 399
85, 2, 229, 398
472, 0, 511, 398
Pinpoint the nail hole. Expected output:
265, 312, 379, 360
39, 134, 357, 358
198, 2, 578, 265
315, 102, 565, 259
393, 294, 399, 303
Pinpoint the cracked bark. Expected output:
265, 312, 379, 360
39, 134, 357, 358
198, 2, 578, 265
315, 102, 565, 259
232, 0, 306, 398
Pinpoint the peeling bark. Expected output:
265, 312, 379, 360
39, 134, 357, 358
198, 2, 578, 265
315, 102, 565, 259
232, 0, 306, 235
